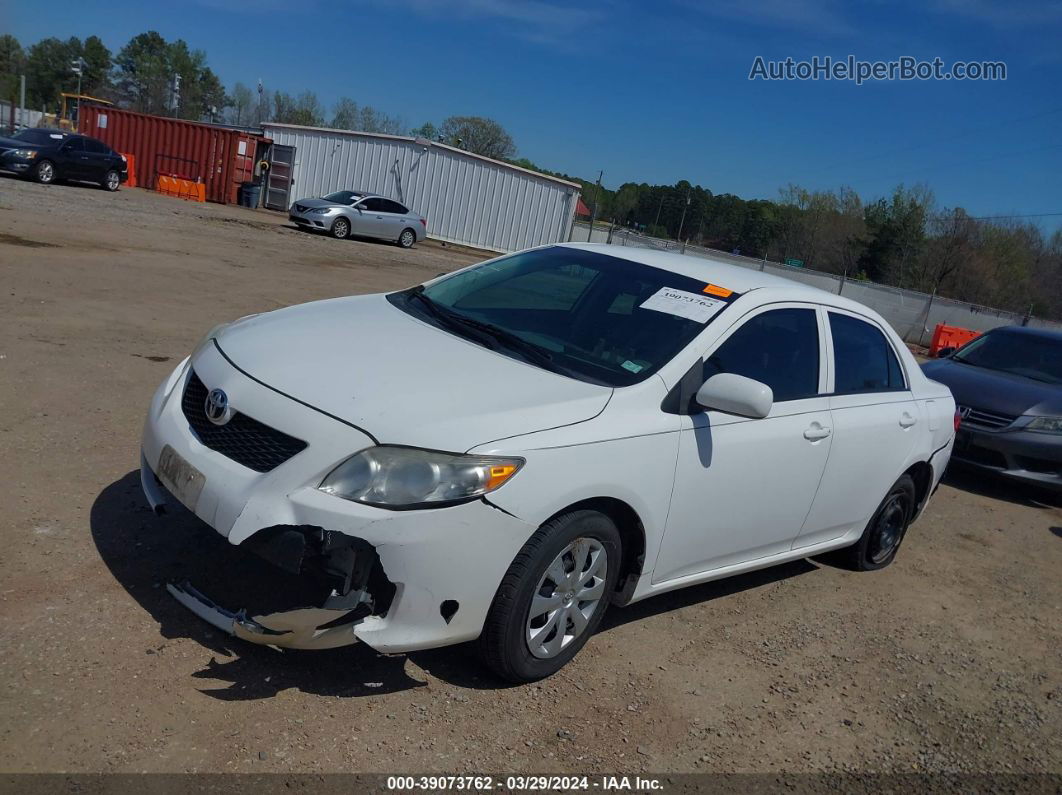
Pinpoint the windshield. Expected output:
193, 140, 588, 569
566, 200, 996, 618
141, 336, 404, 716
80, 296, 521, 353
323, 190, 362, 205
952, 330, 1062, 385
12, 129, 64, 145
390, 246, 738, 386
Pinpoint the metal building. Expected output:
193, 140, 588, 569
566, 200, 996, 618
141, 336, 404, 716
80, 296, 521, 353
261, 123, 580, 252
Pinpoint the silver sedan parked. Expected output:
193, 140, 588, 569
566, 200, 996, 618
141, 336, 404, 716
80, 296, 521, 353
289, 190, 427, 247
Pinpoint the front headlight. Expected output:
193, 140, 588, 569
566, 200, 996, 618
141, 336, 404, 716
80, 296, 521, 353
319, 446, 524, 508
1026, 416, 1062, 434
308, 207, 333, 214
10, 149, 38, 159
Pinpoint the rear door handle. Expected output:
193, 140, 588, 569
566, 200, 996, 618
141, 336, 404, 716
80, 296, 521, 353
899, 412, 917, 428
803, 423, 832, 441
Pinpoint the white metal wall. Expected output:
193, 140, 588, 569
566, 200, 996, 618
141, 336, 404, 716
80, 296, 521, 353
263, 124, 580, 253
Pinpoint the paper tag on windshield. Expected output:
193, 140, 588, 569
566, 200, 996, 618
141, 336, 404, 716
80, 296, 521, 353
639, 287, 726, 324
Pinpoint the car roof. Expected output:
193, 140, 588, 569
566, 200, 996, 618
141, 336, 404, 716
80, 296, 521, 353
558, 242, 830, 296
985, 325, 1062, 341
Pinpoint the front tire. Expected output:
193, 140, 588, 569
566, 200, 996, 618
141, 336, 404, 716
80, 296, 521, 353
479, 509, 621, 683
832, 474, 916, 571
331, 217, 350, 239
102, 169, 120, 191
397, 228, 416, 248
33, 159, 56, 184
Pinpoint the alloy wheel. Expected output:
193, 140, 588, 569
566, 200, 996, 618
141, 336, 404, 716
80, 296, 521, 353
526, 537, 607, 659
37, 162, 54, 183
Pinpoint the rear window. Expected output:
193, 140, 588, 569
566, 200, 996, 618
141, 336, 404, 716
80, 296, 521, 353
829, 313, 906, 394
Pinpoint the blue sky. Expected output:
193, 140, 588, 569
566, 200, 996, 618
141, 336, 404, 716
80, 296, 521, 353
6, 0, 1062, 227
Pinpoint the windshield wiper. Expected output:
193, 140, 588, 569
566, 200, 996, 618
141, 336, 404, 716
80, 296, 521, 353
407, 287, 559, 371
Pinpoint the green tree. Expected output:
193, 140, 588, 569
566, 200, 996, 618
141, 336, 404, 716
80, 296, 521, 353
439, 115, 516, 159
228, 81, 254, 125
0, 34, 24, 101
25, 37, 81, 110
80, 35, 111, 97
113, 31, 171, 114
409, 121, 438, 140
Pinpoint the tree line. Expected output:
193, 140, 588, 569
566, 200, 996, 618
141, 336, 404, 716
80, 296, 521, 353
538, 171, 1060, 321
1, 30, 1058, 320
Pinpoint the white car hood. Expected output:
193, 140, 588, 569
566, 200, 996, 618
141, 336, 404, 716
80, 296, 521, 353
214, 294, 612, 451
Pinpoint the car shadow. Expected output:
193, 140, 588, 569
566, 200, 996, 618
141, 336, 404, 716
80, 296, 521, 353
942, 463, 1062, 508
92, 471, 820, 700
291, 224, 402, 248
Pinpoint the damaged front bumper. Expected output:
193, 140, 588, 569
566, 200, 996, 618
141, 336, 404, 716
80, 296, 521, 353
167, 581, 372, 650
140, 350, 538, 653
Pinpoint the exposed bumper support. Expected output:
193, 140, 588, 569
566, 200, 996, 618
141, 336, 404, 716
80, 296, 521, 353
167, 579, 373, 650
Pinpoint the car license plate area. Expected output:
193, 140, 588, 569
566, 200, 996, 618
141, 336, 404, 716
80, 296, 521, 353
157, 444, 206, 512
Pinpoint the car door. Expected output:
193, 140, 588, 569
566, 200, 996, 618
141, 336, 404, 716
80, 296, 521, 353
56, 136, 87, 179
653, 304, 833, 583
82, 137, 113, 182
351, 198, 389, 239
377, 199, 411, 240
792, 309, 919, 549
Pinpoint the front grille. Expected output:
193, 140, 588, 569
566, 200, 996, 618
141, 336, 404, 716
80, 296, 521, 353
958, 405, 1016, 430
294, 203, 307, 212
181, 371, 307, 473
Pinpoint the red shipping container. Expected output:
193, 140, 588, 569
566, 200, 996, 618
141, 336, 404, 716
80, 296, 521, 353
79, 105, 267, 205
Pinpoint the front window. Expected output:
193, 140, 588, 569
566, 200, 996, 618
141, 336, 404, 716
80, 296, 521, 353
952, 330, 1062, 385
704, 308, 820, 401
390, 246, 739, 386
323, 190, 361, 205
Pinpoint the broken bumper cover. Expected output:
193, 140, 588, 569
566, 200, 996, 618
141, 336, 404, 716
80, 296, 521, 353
167, 580, 372, 650
141, 352, 538, 653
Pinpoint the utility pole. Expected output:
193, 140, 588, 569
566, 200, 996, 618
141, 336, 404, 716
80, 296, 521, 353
257, 79, 264, 125
653, 192, 664, 228
70, 57, 85, 127
171, 73, 182, 118
587, 169, 603, 242
19, 74, 26, 130
676, 188, 692, 246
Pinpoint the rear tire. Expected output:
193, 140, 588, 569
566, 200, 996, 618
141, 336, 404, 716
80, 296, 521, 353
331, 217, 350, 239
33, 159, 56, 184
397, 228, 416, 248
830, 474, 916, 571
479, 509, 621, 683
102, 169, 120, 192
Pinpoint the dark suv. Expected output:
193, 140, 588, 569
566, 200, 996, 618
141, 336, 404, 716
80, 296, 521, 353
0, 128, 127, 191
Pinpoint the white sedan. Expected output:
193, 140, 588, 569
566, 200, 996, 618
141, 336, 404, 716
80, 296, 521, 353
140, 243, 956, 681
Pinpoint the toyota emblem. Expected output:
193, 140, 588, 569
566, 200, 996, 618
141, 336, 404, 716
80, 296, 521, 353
204, 388, 232, 426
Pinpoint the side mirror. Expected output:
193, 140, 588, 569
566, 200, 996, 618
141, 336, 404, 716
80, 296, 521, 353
936, 347, 956, 358
695, 373, 773, 419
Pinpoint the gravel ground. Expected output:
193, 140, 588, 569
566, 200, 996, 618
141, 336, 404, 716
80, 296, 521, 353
0, 178, 1060, 777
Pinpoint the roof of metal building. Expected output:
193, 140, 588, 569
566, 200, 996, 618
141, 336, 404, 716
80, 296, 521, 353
261, 123, 581, 190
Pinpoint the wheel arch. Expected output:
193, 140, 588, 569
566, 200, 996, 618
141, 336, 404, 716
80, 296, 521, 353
903, 460, 933, 514
541, 496, 646, 602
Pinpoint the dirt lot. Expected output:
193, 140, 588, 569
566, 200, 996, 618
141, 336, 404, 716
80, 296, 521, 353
1, 178, 1060, 777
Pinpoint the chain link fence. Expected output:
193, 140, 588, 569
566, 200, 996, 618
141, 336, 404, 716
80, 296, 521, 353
571, 222, 1061, 344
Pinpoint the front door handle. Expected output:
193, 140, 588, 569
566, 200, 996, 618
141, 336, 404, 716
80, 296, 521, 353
899, 412, 918, 428
803, 423, 832, 441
